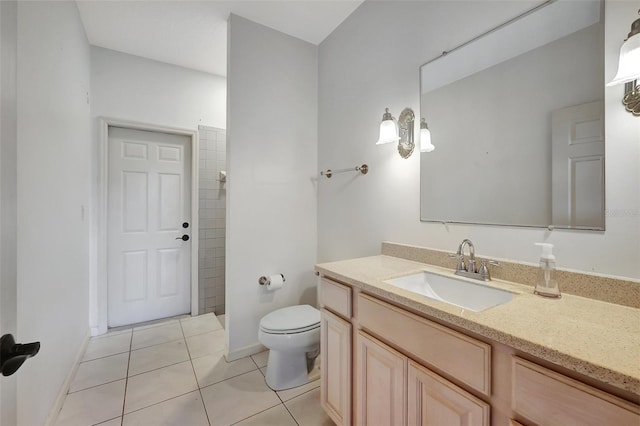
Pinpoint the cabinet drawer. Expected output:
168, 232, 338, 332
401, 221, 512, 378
320, 277, 352, 319
357, 293, 491, 396
512, 357, 640, 426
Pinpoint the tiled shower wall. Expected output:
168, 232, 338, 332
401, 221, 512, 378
198, 125, 226, 315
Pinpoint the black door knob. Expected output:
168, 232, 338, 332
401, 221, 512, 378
1, 334, 40, 377
182, 222, 189, 229
175, 235, 190, 241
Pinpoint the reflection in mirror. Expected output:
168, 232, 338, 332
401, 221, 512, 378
419, 0, 604, 230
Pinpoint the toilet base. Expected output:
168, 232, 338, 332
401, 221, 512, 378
265, 348, 318, 391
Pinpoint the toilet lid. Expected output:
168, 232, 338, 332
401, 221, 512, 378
260, 305, 320, 333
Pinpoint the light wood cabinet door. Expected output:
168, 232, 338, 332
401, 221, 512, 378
321, 309, 352, 426
356, 331, 407, 426
407, 360, 490, 426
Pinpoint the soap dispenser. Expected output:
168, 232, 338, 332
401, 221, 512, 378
534, 243, 561, 298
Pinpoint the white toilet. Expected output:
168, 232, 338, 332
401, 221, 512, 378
258, 304, 321, 391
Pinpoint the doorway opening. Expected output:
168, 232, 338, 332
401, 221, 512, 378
196, 125, 226, 318
96, 119, 199, 333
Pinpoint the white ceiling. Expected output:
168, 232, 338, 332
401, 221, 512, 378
76, 0, 364, 77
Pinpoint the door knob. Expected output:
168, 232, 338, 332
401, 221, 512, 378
182, 222, 189, 229
1, 334, 40, 377
176, 235, 190, 241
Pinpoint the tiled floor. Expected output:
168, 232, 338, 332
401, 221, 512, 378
55, 314, 333, 426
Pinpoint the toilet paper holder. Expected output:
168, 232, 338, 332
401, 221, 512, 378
259, 274, 286, 286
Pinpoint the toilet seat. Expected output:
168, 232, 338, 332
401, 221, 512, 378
259, 305, 320, 335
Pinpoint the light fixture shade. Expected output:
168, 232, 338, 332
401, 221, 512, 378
376, 108, 400, 144
420, 118, 435, 152
420, 128, 435, 152
608, 22, 640, 86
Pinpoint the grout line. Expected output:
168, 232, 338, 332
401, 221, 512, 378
130, 336, 185, 352
92, 415, 121, 426
67, 377, 128, 395
127, 356, 190, 379
120, 330, 134, 426
249, 354, 262, 370
82, 349, 131, 363
228, 403, 289, 426
285, 385, 321, 402
120, 389, 201, 418
196, 365, 261, 390
181, 326, 224, 340
282, 402, 300, 426
180, 318, 213, 426
279, 386, 323, 426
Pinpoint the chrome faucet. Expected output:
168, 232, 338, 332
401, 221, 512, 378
459, 239, 476, 274
449, 239, 499, 281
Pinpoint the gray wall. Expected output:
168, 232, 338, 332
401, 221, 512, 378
0, 1, 18, 424
318, 0, 640, 279
226, 14, 318, 358
16, 2, 92, 423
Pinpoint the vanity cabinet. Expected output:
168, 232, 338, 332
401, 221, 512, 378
319, 278, 352, 426
318, 274, 639, 426
356, 293, 490, 426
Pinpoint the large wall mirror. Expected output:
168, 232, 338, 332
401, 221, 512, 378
419, 0, 605, 230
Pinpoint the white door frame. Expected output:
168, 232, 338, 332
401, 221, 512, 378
95, 117, 199, 335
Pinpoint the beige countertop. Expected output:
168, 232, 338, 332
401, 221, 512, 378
316, 255, 640, 396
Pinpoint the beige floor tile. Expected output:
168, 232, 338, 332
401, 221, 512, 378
129, 340, 189, 376
132, 318, 181, 331
180, 313, 222, 337
123, 391, 209, 426
70, 353, 129, 393
285, 388, 334, 426
55, 380, 125, 426
250, 350, 269, 368
124, 361, 198, 414
185, 329, 225, 359
191, 350, 257, 387
95, 417, 122, 426
276, 378, 320, 402
83, 332, 131, 361
200, 370, 280, 426
131, 322, 184, 350
233, 404, 297, 426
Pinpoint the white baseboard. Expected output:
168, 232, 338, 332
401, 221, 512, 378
90, 326, 103, 337
44, 329, 91, 426
225, 342, 266, 362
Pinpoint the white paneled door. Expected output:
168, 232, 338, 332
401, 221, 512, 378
551, 101, 604, 229
108, 127, 191, 327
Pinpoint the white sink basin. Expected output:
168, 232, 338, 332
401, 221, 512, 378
385, 271, 513, 312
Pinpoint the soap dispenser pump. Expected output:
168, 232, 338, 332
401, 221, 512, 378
534, 243, 561, 298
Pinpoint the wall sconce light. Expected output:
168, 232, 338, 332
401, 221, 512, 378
376, 107, 415, 159
376, 108, 400, 145
607, 9, 640, 116
420, 118, 435, 152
